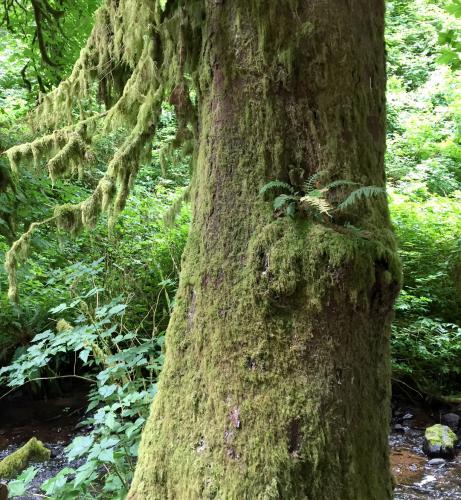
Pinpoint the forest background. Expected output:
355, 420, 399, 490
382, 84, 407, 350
0, 0, 460, 497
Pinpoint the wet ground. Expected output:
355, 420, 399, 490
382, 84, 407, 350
0, 394, 460, 498
391, 404, 461, 499
0, 391, 87, 499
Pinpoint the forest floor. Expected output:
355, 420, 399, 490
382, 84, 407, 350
0, 394, 460, 499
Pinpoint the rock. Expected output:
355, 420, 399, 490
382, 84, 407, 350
428, 458, 446, 466
402, 413, 414, 420
441, 413, 460, 430
394, 423, 405, 433
423, 424, 457, 459
416, 475, 436, 487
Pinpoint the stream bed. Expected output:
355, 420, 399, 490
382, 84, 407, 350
391, 404, 461, 499
0, 391, 87, 499
0, 395, 460, 498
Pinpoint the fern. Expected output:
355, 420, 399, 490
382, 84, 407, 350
260, 180, 294, 195
286, 202, 297, 218
300, 195, 333, 216
337, 186, 386, 211
261, 174, 386, 223
324, 179, 359, 190
303, 170, 327, 194
273, 194, 298, 210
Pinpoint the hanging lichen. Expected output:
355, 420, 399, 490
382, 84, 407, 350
3, 0, 202, 300
4, 218, 56, 302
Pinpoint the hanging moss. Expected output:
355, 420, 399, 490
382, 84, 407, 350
2, 0, 204, 299
4, 218, 55, 302
0, 438, 50, 479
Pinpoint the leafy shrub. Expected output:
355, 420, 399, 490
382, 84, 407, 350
390, 191, 461, 395
391, 317, 461, 396
1, 270, 165, 498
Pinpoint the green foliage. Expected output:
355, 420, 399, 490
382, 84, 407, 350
0, 97, 190, 490
337, 186, 387, 212
385, 0, 461, 397
390, 192, 461, 395
1, 275, 165, 498
259, 180, 294, 195
391, 318, 461, 395
386, 0, 460, 89
0, 100, 190, 356
7, 467, 37, 498
0, 1, 100, 93
438, 1, 461, 70
0, 179, 189, 355
391, 192, 461, 322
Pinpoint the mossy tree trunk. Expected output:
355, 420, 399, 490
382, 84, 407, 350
129, 1, 400, 498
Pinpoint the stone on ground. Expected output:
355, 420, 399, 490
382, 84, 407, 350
423, 424, 457, 459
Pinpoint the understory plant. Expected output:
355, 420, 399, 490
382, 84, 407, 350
0, 268, 166, 498
260, 176, 386, 219
390, 190, 461, 397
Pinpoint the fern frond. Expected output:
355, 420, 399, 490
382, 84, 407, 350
273, 194, 298, 210
303, 170, 327, 194
286, 202, 297, 218
337, 186, 386, 211
300, 195, 333, 216
260, 180, 294, 195
324, 180, 359, 190
305, 189, 323, 198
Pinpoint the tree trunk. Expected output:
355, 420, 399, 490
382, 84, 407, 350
129, 1, 400, 498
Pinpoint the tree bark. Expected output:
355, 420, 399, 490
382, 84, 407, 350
129, 1, 400, 498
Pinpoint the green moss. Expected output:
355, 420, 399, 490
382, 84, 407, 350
247, 219, 400, 312
424, 424, 457, 448
4, 219, 52, 302
54, 204, 84, 234
0, 438, 50, 479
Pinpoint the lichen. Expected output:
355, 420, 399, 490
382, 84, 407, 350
0, 438, 50, 479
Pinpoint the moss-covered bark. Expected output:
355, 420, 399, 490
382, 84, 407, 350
128, 1, 400, 499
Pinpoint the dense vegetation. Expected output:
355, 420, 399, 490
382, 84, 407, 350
387, 0, 461, 398
0, 0, 460, 497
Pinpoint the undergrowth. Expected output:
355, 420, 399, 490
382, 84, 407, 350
0, 262, 168, 498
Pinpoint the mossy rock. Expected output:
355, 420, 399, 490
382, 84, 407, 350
0, 437, 50, 479
423, 424, 458, 459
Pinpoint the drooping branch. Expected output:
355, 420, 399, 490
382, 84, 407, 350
3, 0, 203, 300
